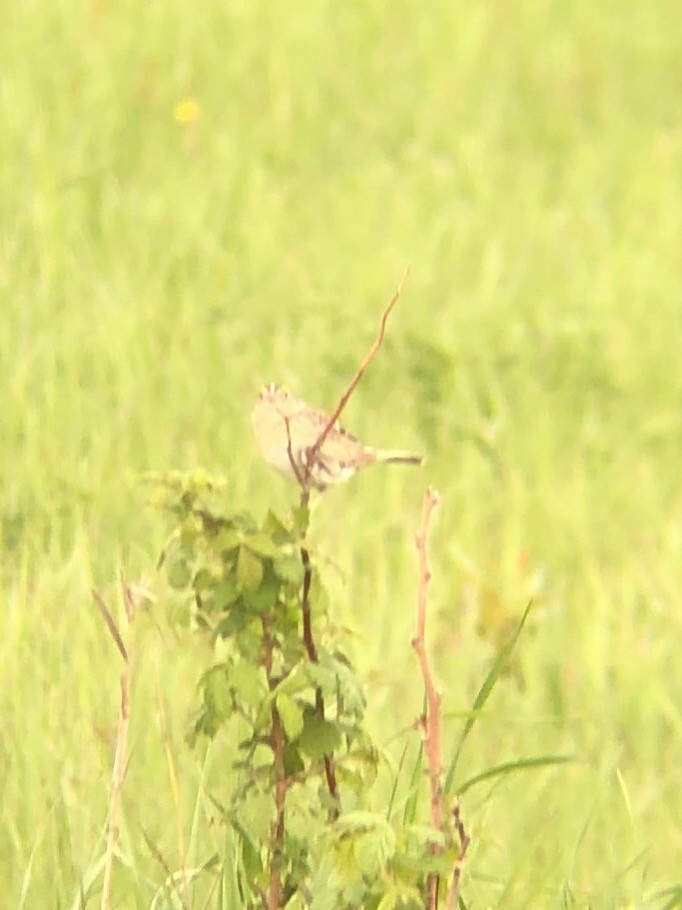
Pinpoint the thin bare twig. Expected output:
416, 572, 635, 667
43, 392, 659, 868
302, 268, 410, 485
92, 589, 127, 663
411, 487, 442, 910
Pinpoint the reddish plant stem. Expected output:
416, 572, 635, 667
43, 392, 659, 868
411, 487, 442, 910
283, 433, 340, 816
300, 545, 317, 663
300, 542, 340, 818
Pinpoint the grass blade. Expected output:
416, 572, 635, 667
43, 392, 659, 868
444, 601, 533, 796
455, 753, 576, 797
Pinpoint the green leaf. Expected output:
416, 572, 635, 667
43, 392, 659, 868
230, 660, 268, 710
306, 653, 364, 708
354, 823, 395, 877
262, 509, 293, 544
403, 824, 445, 848
236, 789, 274, 844
298, 712, 341, 760
167, 558, 192, 589
179, 518, 201, 547
376, 887, 399, 910
188, 706, 219, 744
237, 546, 263, 590
309, 569, 330, 614
215, 527, 242, 551
235, 625, 264, 662
271, 663, 309, 698
213, 577, 240, 610
243, 531, 280, 557
273, 554, 303, 585
242, 569, 279, 613
193, 568, 217, 592
323, 653, 366, 716
232, 512, 259, 534
292, 504, 310, 537
201, 665, 233, 723
233, 816, 267, 880
276, 694, 304, 741
333, 810, 386, 836
283, 743, 305, 776
214, 601, 250, 638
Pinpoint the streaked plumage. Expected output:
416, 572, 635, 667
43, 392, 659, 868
251, 384, 423, 491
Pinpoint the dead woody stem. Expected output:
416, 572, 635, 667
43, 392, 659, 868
302, 268, 410, 487
93, 573, 148, 910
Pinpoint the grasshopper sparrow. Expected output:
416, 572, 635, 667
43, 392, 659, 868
252, 384, 423, 491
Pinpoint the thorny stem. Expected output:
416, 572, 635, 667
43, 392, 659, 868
412, 487, 443, 910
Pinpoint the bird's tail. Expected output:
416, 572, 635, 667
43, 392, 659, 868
373, 449, 424, 466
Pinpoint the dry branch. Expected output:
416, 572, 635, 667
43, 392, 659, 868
302, 268, 410, 485
93, 575, 152, 909
92, 577, 140, 910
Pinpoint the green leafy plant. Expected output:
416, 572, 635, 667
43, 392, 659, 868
154, 469, 466, 909
94, 464, 569, 909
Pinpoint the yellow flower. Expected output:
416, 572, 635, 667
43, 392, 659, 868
173, 99, 201, 125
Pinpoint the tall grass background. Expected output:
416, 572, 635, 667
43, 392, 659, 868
2, 0, 682, 906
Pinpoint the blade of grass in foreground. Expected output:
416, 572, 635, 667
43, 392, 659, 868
444, 601, 533, 797
455, 754, 577, 797
402, 694, 427, 825
386, 736, 410, 820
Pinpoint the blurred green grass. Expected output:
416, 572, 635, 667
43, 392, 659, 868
2, 0, 682, 906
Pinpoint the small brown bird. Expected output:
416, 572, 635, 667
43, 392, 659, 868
251, 384, 423, 491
